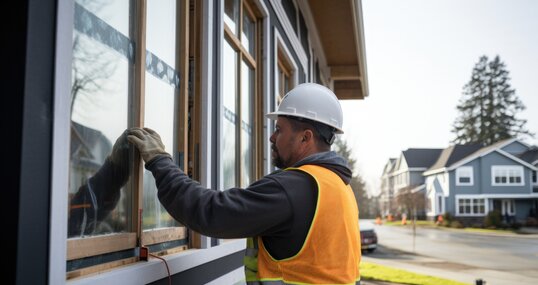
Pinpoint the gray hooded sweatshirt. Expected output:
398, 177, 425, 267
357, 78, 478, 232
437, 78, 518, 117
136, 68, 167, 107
146, 151, 353, 259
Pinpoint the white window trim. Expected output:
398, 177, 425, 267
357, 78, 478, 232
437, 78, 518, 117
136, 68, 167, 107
491, 165, 525, 186
532, 170, 538, 186
455, 166, 473, 186
455, 196, 488, 217
435, 193, 444, 215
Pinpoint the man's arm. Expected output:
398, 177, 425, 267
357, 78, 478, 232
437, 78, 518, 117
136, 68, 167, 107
146, 155, 293, 238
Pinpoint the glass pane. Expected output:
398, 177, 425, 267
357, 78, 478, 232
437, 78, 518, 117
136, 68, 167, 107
242, 11, 255, 55
142, 0, 180, 231
224, 0, 239, 35
143, 73, 178, 230
147, 0, 176, 65
241, 60, 254, 187
222, 40, 238, 188
76, 0, 130, 36
68, 28, 132, 237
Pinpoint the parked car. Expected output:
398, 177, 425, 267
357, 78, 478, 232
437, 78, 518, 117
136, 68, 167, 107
359, 220, 378, 253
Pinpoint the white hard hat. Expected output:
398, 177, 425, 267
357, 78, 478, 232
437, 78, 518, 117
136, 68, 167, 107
266, 83, 344, 134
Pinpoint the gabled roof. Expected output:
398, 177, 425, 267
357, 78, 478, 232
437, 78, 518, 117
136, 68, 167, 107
402, 148, 443, 168
448, 138, 537, 171
518, 147, 538, 166
382, 158, 397, 174
426, 144, 484, 172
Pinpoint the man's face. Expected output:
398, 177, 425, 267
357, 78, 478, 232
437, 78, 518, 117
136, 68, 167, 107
270, 117, 303, 169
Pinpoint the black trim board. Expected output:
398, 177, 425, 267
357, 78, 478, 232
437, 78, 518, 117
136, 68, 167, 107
13, 0, 57, 284
149, 249, 245, 285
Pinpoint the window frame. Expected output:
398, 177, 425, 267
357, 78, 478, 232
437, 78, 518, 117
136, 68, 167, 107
491, 165, 524, 186
66, 0, 191, 278
455, 166, 474, 186
221, 0, 262, 188
274, 29, 298, 105
456, 197, 486, 216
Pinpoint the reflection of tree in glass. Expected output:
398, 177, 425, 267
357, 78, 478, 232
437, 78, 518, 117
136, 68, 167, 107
71, 34, 119, 118
68, 0, 129, 237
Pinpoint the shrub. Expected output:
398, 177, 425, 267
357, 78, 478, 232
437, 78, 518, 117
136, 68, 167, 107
525, 217, 538, 227
450, 220, 464, 228
484, 210, 502, 228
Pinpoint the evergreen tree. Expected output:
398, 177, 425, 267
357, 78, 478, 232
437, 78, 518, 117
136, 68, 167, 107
452, 55, 533, 145
333, 137, 372, 218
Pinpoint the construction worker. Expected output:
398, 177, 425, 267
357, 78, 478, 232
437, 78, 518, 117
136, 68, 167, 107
127, 83, 361, 284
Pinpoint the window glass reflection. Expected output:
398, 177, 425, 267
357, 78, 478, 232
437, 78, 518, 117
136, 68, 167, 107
68, 31, 132, 237
143, 73, 178, 229
146, 0, 176, 66
241, 60, 253, 187
222, 40, 238, 188
242, 12, 255, 55
76, 0, 131, 36
224, 0, 239, 35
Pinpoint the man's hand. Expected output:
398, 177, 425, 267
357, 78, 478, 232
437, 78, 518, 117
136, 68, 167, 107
127, 127, 171, 163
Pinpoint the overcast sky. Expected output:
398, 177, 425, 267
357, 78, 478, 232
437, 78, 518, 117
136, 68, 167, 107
339, 0, 538, 196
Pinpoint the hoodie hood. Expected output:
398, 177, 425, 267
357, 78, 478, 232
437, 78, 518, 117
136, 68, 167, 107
293, 151, 352, 185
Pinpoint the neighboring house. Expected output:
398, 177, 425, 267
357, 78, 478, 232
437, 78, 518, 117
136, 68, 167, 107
9, 0, 369, 284
379, 158, 396, 216
385, 148, 443, 216
423, 138, 538, 225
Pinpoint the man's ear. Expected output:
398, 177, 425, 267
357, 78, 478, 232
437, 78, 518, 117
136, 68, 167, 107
302, 129, 313, 143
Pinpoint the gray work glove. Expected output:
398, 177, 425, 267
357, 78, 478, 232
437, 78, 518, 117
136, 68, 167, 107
127, 127, 171, 163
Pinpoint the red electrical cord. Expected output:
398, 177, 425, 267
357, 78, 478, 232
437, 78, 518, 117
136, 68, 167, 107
149, 253, 172, 285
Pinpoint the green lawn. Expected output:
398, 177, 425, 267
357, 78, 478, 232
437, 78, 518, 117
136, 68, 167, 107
361, 262, 469, 285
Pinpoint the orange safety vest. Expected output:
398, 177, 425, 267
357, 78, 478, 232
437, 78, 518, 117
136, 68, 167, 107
244, 165, 361, 285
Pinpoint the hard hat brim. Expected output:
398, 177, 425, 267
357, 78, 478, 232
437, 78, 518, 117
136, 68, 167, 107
265, 111, 344, 134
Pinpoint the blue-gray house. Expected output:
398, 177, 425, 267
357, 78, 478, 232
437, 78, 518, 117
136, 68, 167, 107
423, 138, 538, 224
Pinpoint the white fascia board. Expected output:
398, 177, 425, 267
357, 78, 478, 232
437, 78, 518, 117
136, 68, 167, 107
448, 138, 518, 171
268, 0, 308, 73
351, 0, 369, 97
532, 160, 538, 166
423, 167, 447, 176
410, 184, 426, 193
391, 167, 426, 176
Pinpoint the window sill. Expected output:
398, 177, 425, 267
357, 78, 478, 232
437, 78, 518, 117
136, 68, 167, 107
67, 238, 246, 285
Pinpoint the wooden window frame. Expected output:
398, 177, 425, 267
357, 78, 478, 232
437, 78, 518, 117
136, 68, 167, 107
222, 0, 262, 187
67, 0, 191, 278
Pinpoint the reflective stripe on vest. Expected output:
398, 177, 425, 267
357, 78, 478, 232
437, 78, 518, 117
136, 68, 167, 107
243, 165, 361, 285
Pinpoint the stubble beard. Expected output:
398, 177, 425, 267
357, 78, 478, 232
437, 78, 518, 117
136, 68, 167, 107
271, 145, 286, 169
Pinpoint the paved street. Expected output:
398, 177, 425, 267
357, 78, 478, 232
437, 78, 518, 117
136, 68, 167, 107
362, 222, 538, 285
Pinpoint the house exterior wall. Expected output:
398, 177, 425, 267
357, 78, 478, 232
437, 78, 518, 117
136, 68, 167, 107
515, 200, 534, 221
454, 160, 481, 195
501, 141, 529, 156
409, 170, 424, 186
480, 152, 530, 195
